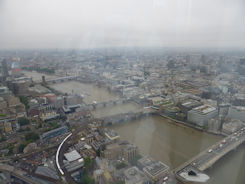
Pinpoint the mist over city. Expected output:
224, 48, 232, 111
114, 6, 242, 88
0, 0, 245, 49
0, 1, 245, 184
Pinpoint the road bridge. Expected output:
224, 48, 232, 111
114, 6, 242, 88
174, 127, 245, 183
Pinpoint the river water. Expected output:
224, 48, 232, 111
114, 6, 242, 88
48, 81, 119, 104
205, 144, 245, 184
23, 70, 58, 81
92, 102, 141, 118
24, 72, 245, 184
110, 117, 245, 184
110, 116, 221, 169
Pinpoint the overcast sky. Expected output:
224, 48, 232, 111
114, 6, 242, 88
0, 0, 244, 49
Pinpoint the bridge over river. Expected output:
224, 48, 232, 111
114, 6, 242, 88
98, 108, 156, 125
86, 98, 132, 110
174, 127, 245, 183
35, 75, 79, 84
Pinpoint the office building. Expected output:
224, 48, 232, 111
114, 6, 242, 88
124, 166, 149, 184
102, 141, 138, 162
41, 126, 68, 143
104, 129, 120, 142
42, 76, 46, 84
102, 143, 121, 160
178, 99, 202, 115
64, 150, 84, 173
143, 161, 169, 182
187, 105, 218, 127
9, 80, 29, 95
121, 142, 138, 162
208, 117, 221, 133
137, 156, 169, 182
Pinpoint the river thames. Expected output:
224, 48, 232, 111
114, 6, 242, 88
23, 71, 245, 184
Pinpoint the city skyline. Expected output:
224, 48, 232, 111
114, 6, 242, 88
0, 47, 245, 184
0, 1, 245, 183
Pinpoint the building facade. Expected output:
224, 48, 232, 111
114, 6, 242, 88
187, 105, 218, 127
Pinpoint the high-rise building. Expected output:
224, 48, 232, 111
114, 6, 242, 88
122, 143, 138, 162
42, 76, 46, 84
1, 59, 9, 80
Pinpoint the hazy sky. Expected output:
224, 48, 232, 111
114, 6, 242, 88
0, 0, 244, 49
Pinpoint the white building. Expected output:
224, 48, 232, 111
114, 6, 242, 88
187, 105, 218, 127
63, 150, 84, 173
